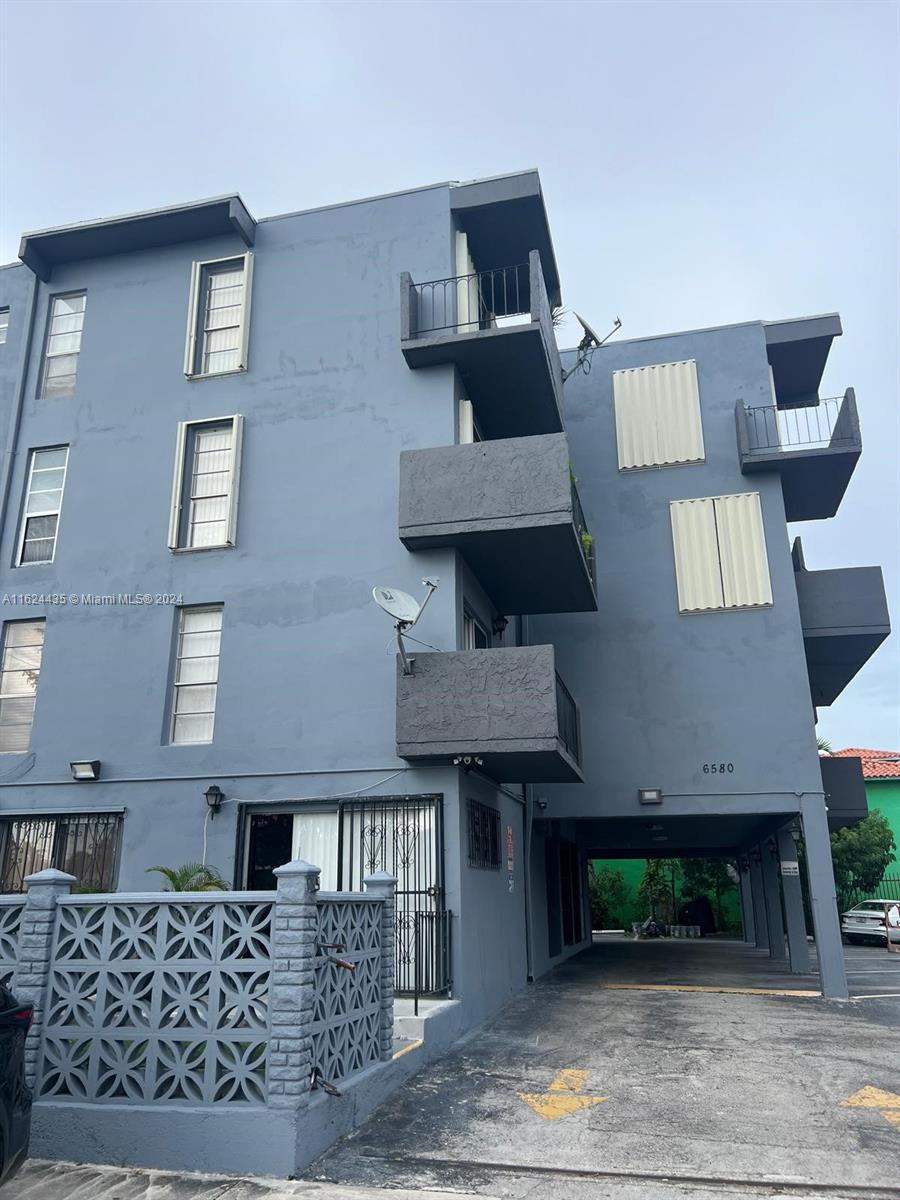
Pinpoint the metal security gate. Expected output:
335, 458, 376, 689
337, 795, 450, 997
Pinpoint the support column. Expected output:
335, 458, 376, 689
801, 795, 848, 1000
761, 840, 787, 961
269, 859, 320, 1108
776, 825, 811, 974
738, 859, 756, 944
19, 868, 75, 1088
749, 850, 769, 951
364, 871, 398, 1062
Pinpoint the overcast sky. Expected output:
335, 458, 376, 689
1, 0, 897, 749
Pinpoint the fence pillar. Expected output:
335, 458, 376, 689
364, 871, 397, 1062
269, 859, 320, 1108
19, 868, 75, 1088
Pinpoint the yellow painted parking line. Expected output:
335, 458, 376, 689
392, 1038, 423, 1061
604, 983, 822, 998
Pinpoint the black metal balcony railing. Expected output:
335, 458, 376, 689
571, 480, 596, 588
410, 263, 530, 338
555, 673, 581, 764
743, 395, 857, 453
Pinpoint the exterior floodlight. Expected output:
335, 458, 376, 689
70, 760, 101, 781
205, 784, 224, 817
638, 787, 663, 805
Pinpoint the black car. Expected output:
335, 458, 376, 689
0, 982, 32, 1186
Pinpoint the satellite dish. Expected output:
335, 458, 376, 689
373, 586, 421, 626
574, 312, 603, 349
372, 579, 440, 675
562, 315, 623, 382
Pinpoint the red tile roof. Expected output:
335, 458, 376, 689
833, 748, 900, 780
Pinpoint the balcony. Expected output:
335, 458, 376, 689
398, 433, 596, 614
400, 250, 563, 439
821, 755, 868, 833
736, 390, 861, 521
396, 644, 583, 783
793, 542, 890, 706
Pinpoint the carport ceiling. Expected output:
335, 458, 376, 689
578, 813, 789, 858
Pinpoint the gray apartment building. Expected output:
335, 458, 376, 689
0, 170, 889, 1018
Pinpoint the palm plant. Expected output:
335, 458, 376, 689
817, 736, 834, 754
146, 862, 228, 892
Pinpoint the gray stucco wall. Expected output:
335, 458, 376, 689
531, 322, 824, 830
450, 771, 528, 1024
399, 432, 572, 538
0, 184, 470, 886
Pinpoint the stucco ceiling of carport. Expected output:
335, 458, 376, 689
574, 813, 791, 858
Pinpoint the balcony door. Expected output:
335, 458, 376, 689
455, 230, 476, 332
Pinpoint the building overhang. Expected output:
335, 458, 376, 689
821, 755, 869, 832
451, 171, 561, 308
19, 195, 256, 280
763, 313, 842, 408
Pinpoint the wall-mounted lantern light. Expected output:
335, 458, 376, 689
638, 787, 663, 805
70, 760, 101, 781
204, 784, 224, 818
492, 615, 509, 639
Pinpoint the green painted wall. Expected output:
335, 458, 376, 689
591, 858, 742, 932
868, 779, 900, 873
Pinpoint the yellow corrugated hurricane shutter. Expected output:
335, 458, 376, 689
714, 492, 773, 609
670, 498, 724, 612
613, 360, 705, 470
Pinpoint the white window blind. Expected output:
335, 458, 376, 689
0, 309, 9, 344
613, 359, 705, 470
170, 606, 223, 744
0, 620, 45, 752
168, 416, 243, 550
18, 447, 68, 565
670, 492, 772, 613
41, 294, 86, 398
184, 253, 253, 378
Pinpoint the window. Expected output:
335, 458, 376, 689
613, 359, 705, 470
0, 308, 9, 344
670, 492, 773, 613
168, 416, 243, 550
17, 447, 68, 565
184, 253, 253, 378
467, 799, 501, 869
41, 293, 86, 398
463, 608, 490, 650
170, 605, 223, 744
0, 812, 121, 893
0, 620, 45, 752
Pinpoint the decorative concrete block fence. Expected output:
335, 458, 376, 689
0, 862, 400, 1176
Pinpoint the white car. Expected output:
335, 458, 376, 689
841, 899, 900, 945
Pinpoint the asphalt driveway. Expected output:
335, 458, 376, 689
305, 936, 900, 1198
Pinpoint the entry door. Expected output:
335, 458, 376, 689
244, 797, 448, 994
338, 796, 448, 995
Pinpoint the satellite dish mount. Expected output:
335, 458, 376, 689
561, 313, 622, 382
373, 579, 439, 675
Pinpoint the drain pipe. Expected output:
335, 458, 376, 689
0, 268, 40, 538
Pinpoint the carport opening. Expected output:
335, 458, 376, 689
588, 856, 743, 937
